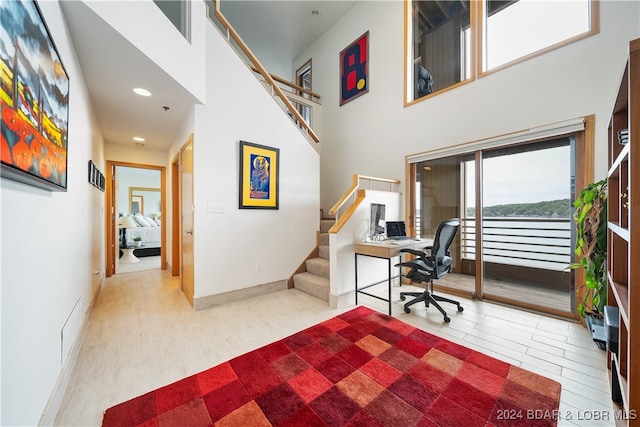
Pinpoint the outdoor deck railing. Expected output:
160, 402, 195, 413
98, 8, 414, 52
418, 216, 572, 272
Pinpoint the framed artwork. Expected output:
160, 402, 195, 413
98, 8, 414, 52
129, 187, 160, 213
239, 140, 279, 209
340, 31, 369, 106
131, 195, 143, 215
88, 160, 105, 191
88, 160, 96, 184
0, 0, 70, 191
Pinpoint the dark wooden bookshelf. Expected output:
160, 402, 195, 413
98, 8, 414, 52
607, 37, 640, 426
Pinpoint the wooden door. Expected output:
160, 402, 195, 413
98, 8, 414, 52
180, 136, 195, 305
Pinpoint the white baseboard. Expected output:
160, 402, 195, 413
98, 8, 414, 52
330, 290, 355, 310
194, 280, 287, 310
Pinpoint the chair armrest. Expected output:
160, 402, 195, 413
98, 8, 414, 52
399, 248, 426, 257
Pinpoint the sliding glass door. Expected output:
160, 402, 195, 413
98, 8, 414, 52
412, 136, 578, 317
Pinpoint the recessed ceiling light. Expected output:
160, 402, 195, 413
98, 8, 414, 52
133, 137, 145, 142
133, 88, 151, 96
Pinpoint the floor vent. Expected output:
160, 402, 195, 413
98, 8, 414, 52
61, 297, 82, 366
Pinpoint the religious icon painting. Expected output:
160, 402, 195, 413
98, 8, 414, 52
239, 141, 279, 209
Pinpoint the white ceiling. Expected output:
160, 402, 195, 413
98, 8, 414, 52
221, 1, 356, 69
60, 0, 356, 151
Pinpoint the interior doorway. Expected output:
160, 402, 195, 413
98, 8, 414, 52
105, 161, 166, 277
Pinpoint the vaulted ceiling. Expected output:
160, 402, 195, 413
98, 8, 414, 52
61, 1, 355, 151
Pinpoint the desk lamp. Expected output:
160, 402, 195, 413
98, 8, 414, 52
117, 216, 138, 246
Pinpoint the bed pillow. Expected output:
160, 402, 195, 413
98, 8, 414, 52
134, 214, 152, 227
145, 216, 158, 227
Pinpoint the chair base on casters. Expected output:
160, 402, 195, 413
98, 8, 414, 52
399, 288, 463, 323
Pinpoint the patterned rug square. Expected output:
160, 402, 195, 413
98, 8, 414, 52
103, 306, 561, 427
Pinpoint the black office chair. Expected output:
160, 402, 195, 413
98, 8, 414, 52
396, 218, 463, 322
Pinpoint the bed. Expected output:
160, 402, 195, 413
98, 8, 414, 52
120, 214, 161, 257
125, 226, 161, 247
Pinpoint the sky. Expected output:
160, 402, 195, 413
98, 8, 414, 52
486, 0, 590, 69
466, 145, 571, 207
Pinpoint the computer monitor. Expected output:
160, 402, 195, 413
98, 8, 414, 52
369, 203, 385, 237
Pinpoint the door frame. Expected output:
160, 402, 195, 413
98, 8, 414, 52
171, 154, 180, 276
105, 161, 167, 277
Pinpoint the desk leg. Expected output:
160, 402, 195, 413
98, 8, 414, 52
354, 253, 358, 306
387, 258, 392, 315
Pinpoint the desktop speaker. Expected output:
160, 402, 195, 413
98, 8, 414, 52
604, 305, 619, 355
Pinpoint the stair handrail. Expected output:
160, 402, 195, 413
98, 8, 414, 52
210, 1, 320, 144
250, 66, 321, 102
328, 174, 401, 233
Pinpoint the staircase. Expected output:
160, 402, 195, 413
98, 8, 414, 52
292, 218, 333, 302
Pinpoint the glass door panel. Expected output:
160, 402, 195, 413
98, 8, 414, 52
416, 154, 476, 296
480, 139, 575, 315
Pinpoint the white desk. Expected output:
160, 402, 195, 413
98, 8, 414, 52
354, 239, 431, 315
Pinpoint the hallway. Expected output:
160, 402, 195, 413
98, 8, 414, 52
54, 270, 346, 425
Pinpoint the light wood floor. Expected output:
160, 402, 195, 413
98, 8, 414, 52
437, 272, 573, 313
116, 255, 161, 274
54, 269, 613, 426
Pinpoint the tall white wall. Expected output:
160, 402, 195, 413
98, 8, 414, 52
293, 1, 640, 214
189, 24, 320, 299
0, 2, 105, 424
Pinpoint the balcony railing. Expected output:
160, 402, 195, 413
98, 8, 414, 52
417, 216, 572, 272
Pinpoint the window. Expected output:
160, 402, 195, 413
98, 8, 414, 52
406, 0, 597, 104
296, 60, 312, 124
484, 0, 592, 70
154, 0, 190, 41
410, 1, 471, 99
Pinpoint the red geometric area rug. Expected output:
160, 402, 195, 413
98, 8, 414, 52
102, 306, 561, 427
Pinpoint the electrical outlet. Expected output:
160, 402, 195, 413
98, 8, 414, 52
256, 263, 262, 273
207, 203, 226, 214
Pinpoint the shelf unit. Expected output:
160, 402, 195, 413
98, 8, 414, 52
607, 37, 640, 426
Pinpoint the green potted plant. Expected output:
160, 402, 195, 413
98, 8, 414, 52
132, 236, 143, 248
569, 179, 607, 348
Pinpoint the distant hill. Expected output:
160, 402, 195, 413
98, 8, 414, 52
466, 198, 571, 218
